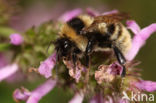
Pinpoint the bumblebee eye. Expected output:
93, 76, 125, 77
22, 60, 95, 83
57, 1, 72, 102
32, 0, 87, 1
64, 40, 70, 48
64, 43, 68, 48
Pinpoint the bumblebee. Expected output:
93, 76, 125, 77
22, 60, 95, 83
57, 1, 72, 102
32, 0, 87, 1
54, 15, 93, 66
80, 13, 131, 77
54, 12, 131, 77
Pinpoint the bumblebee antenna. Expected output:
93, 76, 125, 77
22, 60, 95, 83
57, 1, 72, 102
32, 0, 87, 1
55, 48, 60, 78
46, 40, 54, 55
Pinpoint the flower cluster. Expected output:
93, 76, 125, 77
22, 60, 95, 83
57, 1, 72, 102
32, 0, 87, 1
0, 8, 156, 103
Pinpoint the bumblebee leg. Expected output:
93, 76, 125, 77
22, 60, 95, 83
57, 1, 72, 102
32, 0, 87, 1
84, 54, 90, 84
84, 54, 90, 67
86, 39, 95, 55
85, 38, 95, 67
113, 46, 126, 77
72, 52, 77, 67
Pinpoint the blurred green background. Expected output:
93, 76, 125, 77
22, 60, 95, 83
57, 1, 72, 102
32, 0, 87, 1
0, 0, 156, 103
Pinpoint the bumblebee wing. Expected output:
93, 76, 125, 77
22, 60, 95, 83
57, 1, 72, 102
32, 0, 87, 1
94, 12, 130, 23
80, 12, 130, 35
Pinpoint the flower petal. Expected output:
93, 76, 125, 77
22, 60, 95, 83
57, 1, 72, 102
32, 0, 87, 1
95, 62, 122, 84
38, 52, 57, 78
0, 53, 8, 68
26, 79, 57, 103
86, 8, 99, 16
90, 93, 104, 103
13, 87, 31, 101
13, 79, 57, 103
126, 20, 141, 34
134, 80, 156, 92
102, 10, 119, 15
109, 62, 123, 75
69, 92, 84, 103
0, 63, 18, 82
125, 22, 156, 61
138, 23, 156, 40
63, 60, 86, 83
59, 8, 82, 22
119, 99, 129, 103
10, 33, 23, 45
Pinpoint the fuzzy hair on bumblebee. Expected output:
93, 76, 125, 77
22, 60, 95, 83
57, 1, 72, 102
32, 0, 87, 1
54, 14, 93, 66
54, 12, 131, 77
81, 12, 131, 77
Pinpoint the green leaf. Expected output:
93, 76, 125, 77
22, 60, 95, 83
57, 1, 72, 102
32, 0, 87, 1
0, 43, 11, 51
0, 26, 16, 37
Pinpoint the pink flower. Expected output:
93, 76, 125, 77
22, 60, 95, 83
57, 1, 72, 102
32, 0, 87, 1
0, 54, 24, 83
10, 33, 23, 45
0, 53, 8, 68
63, 60, 86, 83
59, 8, 82, 22
0, 63, 18, 82
86, 8, 99, 16
90, 93, 104, 103
90, 94, 115, 103
69, 92, 84, 103
134, 80, 156, 92
125, 20, 156, 61
95, 62, 122, 84
109, 62, 123, 75
102, 9, 119, 16
38, 51, 57, 78
13, 79, 57, 103
86, 9, 119, 17
5, 70, 26, 83
13, 87, 31, 101
126, 20, 141, 34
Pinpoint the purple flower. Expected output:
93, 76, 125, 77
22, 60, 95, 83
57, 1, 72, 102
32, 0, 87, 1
86, 8, 99, 16
125, 20, 156, 61
0, 63, 18, 82
13, 87, 31, 102
134, 80, 156, 92
10, 33, 23, 45
109, 62, 123, 75
59, 8, 82, 22
38, 51, 57, 78
90, 93, 104, 103
86, 9, 119, 17
126, 20, 141, 34
63, 60, 86, 83
102, 9, 119, 16
95, 62, 122, 84
13, 79, 57, 103
0, 53, 8, 68
69, 92, 84, 103
90, 94, 115, 103
119, 99, 129, 103
5, 70, 26, 83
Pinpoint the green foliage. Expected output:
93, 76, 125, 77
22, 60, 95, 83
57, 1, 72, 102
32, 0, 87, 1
0, 20, 58, 71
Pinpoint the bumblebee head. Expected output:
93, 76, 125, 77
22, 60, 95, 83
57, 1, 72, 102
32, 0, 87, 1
54, 38, 73, 60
